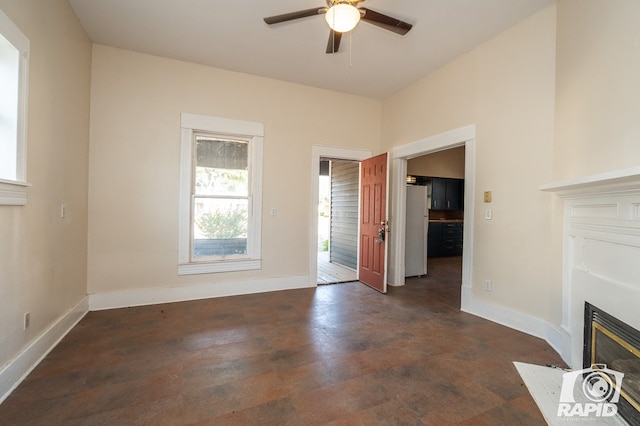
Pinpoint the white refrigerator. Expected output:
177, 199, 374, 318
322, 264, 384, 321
405, 185, 429, 277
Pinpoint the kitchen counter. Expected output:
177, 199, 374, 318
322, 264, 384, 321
428, 219, 464, 223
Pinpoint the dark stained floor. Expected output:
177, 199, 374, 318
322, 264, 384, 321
0, 256, 564, 425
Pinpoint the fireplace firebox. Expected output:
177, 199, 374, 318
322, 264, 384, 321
584, 302, 640, 424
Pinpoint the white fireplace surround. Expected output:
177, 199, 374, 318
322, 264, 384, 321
541, 167, 640, 369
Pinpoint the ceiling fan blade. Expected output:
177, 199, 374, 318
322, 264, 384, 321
360, 8, 412, 35
264, 7, 326, 25
326, 31, 342, 54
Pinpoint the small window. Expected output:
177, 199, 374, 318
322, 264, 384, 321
0, 10, 30, 205
178, 114, 263, 275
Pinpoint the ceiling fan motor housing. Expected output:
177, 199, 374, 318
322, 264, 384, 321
325, 3, 361, 33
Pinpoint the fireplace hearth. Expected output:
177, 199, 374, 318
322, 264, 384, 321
584, 302, 640, 424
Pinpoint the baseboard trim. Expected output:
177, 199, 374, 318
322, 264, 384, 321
554, 325, 574, 368
0, 297, 88, 404
461, 286, 565, 361
89, 275, 312, 311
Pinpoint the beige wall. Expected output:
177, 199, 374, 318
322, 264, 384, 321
554, 0, 640, 180
382, 6, 558, 321
87, 45, 381, 295
0, 0, 91, 368
2, 0, 635, 377
407, 146, 465, 178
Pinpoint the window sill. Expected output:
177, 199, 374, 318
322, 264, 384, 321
178, 258, 261, 275
0, 179, 30, 206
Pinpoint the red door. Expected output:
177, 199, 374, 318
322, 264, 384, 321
359, 153, 388, 293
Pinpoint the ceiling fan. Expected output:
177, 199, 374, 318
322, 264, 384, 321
263, 0, 413, 54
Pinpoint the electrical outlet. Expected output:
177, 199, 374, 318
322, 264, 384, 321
484, 191, 492, 203
24, 312, 30, 329
484, 280, 492, 292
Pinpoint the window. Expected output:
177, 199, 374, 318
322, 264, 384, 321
193, 135, 249, 258
178, 113, 263, 275
0, 9, 30, 205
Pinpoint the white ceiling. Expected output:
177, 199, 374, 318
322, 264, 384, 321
68, 0, 555, 99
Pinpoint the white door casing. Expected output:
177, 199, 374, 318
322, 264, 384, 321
388, 124, 476, 311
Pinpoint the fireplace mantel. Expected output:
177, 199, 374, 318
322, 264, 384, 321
541, 166, 640, 198
541, 167, 640, 369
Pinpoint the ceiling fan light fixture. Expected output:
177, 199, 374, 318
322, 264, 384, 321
325, 3, 361, 33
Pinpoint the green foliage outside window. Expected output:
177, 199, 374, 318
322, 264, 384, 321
196, 206, 248, 239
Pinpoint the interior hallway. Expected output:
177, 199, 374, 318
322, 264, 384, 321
0, 257, 563, 424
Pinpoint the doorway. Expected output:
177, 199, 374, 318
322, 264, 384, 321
309, 146, 372, 287
388, 124, 475, 313
405, 146, 465, 308
404, 146, 466, 278
317, 158, 358, 284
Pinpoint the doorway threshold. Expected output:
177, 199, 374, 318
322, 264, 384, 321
317, 252, 356, 285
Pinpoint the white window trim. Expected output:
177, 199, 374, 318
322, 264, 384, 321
0, 10, 30, 206
178, 113, 263, 275
0, 179, 31, 206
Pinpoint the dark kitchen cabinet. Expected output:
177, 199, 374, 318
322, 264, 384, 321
430, 177, 464, 211
428, 221, 463, 257
427, 222, 443, 257
446, 179, 463, 210
430, 178, 446, 210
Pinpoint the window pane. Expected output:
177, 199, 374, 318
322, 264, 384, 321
0, 33, 19, 181
195, 135, 248, 197
193, 198, 248, 258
